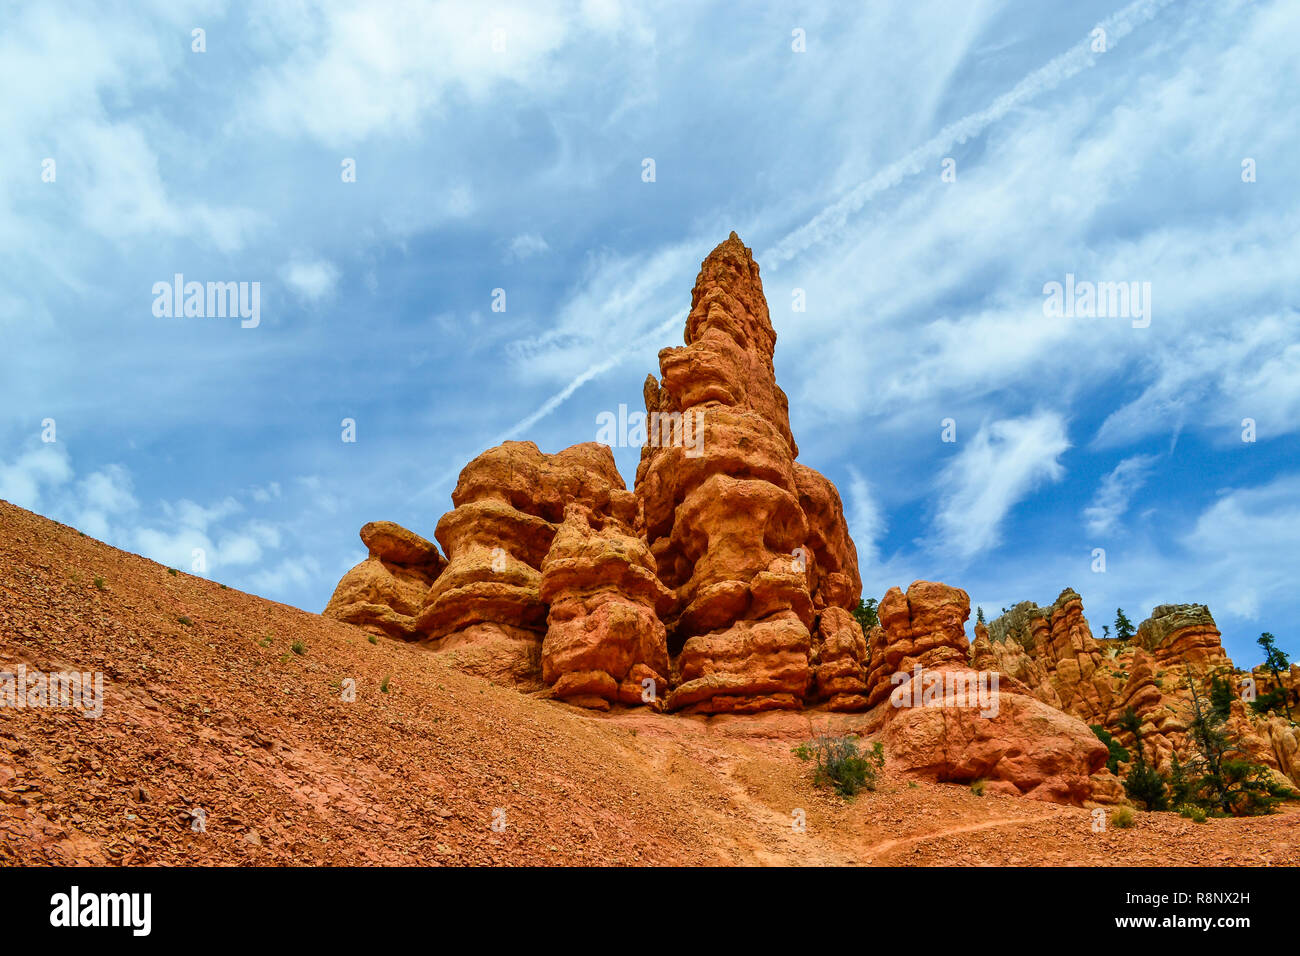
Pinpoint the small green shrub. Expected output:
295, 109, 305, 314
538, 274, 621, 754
792, 735, 885, 797
970, 779, 986, 796
291, 640, 305, 656
93, 576, 105, 591
368, 634, 378, 645
381, 676, 391, 694
167, 568, 178, 576
177, 616, 192, 626
1178, 803, 1208, 823
1111, 807, 1135, 829
1123, 760, 1169, 811
1090, 724, 1130, 775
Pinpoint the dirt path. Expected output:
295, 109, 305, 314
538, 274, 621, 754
861, 816, 1037, 864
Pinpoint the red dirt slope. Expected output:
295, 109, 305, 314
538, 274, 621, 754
1, 500, 1296, 866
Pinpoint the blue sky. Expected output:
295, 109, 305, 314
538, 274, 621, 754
3, 0, 1297, 667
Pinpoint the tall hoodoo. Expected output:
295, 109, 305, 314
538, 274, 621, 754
637, 232, 864, 713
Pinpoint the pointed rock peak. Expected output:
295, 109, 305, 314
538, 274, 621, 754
686, 232, 773, 354
695, 231, 758, 292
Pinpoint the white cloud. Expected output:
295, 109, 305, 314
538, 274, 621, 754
932, 412, 1070, 562
242, 0, 623, 145
761, 0, 1178, 266
1094, 311, 1300, 447
505, 233, 550, 262
0, 445, 73, 510
846, 465, 886, 568
247, 555, 325, 595
251, 481, 282, 503
1082, 453, 1158, 536
281, 258, 340, 302
1178, 477, 1300, 621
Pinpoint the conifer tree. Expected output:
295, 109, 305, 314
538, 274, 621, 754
1256, 632, 1293, 721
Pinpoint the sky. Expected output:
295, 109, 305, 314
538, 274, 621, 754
2, 0, 1297, 668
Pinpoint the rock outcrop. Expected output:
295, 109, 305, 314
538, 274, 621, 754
539, 503, 675, 710
862, 582, 1109, 804
325, 236, 866, 710
416, 441, 634, 686
984, 597, 1300, 790
638, 233, 864, 714
323, 521, 446, 640
982, 589, 1111, 721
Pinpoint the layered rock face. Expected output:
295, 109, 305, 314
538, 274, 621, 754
539, 503, 674, 710
983, 598, 1300, 789
417, 441, 635, 687
863, 582, 1109, 804
980, 590, 1111, 722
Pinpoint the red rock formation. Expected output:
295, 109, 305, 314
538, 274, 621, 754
809, 606, 869, 711
985, 597, 1300, 791
637, 233, 864, 714
1137, 603, 1230, 669
415, 441, 634, 687
539, 503, 675, 710
318, 234, 1291, 807
862, 581, 1108, 804
323, 521, 445, 640
323, 235, 865, 713
982, 590, 1111, 722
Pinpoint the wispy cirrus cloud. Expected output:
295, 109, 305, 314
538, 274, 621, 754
931, 412, 1071, 562
1083, 453, 1158, 536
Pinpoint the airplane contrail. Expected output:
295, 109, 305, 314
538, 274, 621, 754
417, 0, 1177, 502
415, 312, 682, 501
761, 0, 1178, 266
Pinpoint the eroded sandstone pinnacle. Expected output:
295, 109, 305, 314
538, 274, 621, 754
326, 233, 867, 714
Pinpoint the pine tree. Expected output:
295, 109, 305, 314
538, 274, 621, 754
976, 606, 986, 625
1116, 705, 1167, 810
1182, 671, 1290, 815
1090, 724, 1129, 775
852, 597, 879, 633
1208, 672, 1235, 721
1114, 608, 1136, 643
1116, 706, 1145, 762
1256, 632, 1294, 721
1168, 752, 1194, 807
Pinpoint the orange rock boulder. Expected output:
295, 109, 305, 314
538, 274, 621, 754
323, 521, 446, 640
